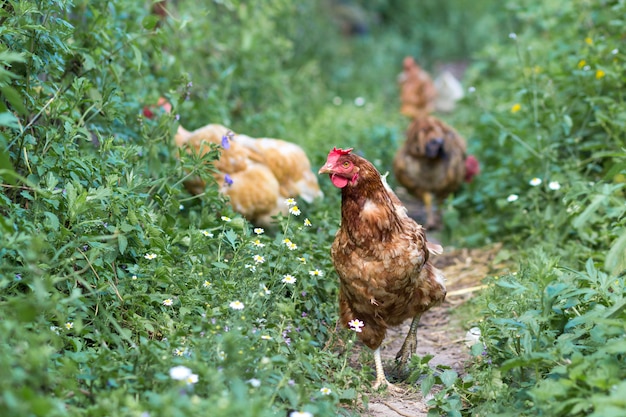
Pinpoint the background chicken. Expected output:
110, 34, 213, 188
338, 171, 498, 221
319, 147, 446, 390
393, 115, 479, 229
173, 122, 323, 228
433, 70, 465, 113
398, 56, 437, 119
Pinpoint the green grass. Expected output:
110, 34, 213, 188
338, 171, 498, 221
1, 0, 626, 416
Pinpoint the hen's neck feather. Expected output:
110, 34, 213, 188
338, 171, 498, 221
339, 159, 404, 241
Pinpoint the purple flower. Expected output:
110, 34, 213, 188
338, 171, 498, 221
221, 134, 230, 149
175, 114, 180, 121
187, 82, 193, 88
14, 274, 22, 281
224, 174, 233, 186
301, 291, 307, 297
301, 312, 307, 318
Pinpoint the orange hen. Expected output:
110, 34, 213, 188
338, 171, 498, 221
398, 56, 437, 119
174, 122, 323, 228
319, 147, 446, 390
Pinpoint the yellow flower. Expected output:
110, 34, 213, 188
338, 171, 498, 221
577, 59, 586, 69
585, 37, 593, 45
596, 69, 605, 79
511, 103, 521, 113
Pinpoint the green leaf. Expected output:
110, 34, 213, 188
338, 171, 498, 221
0, 86, 26, 115
212, 261, 230, 269
0, 111, 20, 129
118, 233, 128, 255
224, 229, 238, 249
43, 211, 59, 231
605, 230, 626, 275
421, 374, 435, 397
339, 388, 357, 400
439, 370, 458, 388
131, 44, 142, 71
142, 15, 160, 30
573, 194, 605, 229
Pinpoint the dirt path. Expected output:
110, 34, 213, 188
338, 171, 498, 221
359, 243, 504, 416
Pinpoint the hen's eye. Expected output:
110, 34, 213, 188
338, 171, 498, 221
342, 161, 350, 168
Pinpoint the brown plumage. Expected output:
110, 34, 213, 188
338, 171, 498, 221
398, 57, 437, 119
393, 115, 479, 229
174, 124, 323, 228
319, 148, 446, 390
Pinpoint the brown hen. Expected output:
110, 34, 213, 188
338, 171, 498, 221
319, 147, 446, 390
393, 115, 479, 229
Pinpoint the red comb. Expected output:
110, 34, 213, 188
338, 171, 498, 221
329, 147, 353, 156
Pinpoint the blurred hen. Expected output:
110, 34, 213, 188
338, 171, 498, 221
398, 56, 437, 119
393, 115, 479, 229
148, 99, 323, 227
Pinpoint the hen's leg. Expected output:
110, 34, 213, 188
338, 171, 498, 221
372, 347, 391, 390
372, 347, 404, 393
422, 192, 436, 229
395, 313, 422, 366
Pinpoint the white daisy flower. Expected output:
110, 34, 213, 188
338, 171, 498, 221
348, 319, 364, 333
169, 365, 192, 381
282, 275, 297, 284
548, 181, 561, 190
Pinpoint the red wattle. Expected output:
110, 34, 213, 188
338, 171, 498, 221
330, 174, 349, 188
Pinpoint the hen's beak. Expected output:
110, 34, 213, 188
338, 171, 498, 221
318, 164, 333, 175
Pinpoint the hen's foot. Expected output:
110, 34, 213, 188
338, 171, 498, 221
395, 334, 417, 367
372, 377, 405, 394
